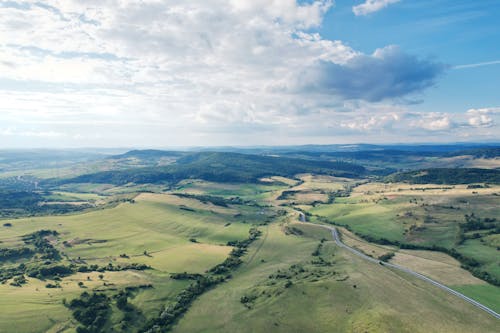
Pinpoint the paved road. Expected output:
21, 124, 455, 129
298, 214, 500, 320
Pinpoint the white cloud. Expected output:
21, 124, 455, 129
409, 113, 453, 131
424, 116, 451, 131
0, 0, 493, 147
340, 113, 400, 131
453, 60, 500, 70
466, 107, 499, 128
353, 0, 400, 16
0, 128, 66, 138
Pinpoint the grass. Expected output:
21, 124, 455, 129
0, 271, 159, 333
1, 194, 250, 259
287, 222, 333, 240
338, 227, 396, 259
0, 192, 257, 332
391, 250, 485, 285
172, 223, 499, 333
310, 203, 405, 241
294, 174, 352, 191
452, 284, 500, 313
269, 174, 359, 206
289, 191, 329, 204
335, 226, 498, 310
333, 227, 500, 309
113, 242, 232, 273
44, 191, 105, 202
457, 239, 500, 279
1, 173, 498, 332
307, 181, 500, 281
176, 179, 288, 200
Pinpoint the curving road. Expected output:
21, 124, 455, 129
298, 214, 500, 320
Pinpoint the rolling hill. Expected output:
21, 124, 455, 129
49, 152, 366, 186
386, 168, 500, 185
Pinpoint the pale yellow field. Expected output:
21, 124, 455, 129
260, 176, 299, 186
352, 182, 500, 200
270, 173, 359, 205
435, 156, 500, 169
391, 250, 485, 285
294, 174, 352, 191
291, 191, 329, 204
336, 227, 486, 286
338, 227, 396, 259
332, 223, 486, 287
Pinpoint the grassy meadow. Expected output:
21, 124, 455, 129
173, 223, 499, 333
0, 165, 499, 332
0, 191, 264, 332
307, 182, 500, 282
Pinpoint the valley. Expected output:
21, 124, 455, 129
0, 146, 499, 332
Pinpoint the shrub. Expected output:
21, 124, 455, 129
378, 252, 395, 262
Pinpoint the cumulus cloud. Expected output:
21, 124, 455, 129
410, 113, 453, 131
466, 107, 499, 128
353, 0, 400, 16
1, 0, 484, 147
286, 45, 445, 102
340, 113, 400, 131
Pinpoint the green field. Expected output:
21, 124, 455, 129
452, 284, 500, 313
0, 192, 261, 332
173, 223, 499, 333
310, 201, 405, 241
307, 182, 500, 283
1, 158, 499, 333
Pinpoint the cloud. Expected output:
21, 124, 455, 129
340, 113, 399, 131
3, 0, 490, 147
453, 60, 500, 70
353, 0, 400, 16
410, 113, 453, 131
0, 128, 66, 137
466, 107, 499, 128
286, 45, 445, 102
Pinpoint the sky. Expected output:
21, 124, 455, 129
0, 0, 499, 148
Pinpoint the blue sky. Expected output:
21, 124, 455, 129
317, 0, 500, 112
0, 0, 499, 148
